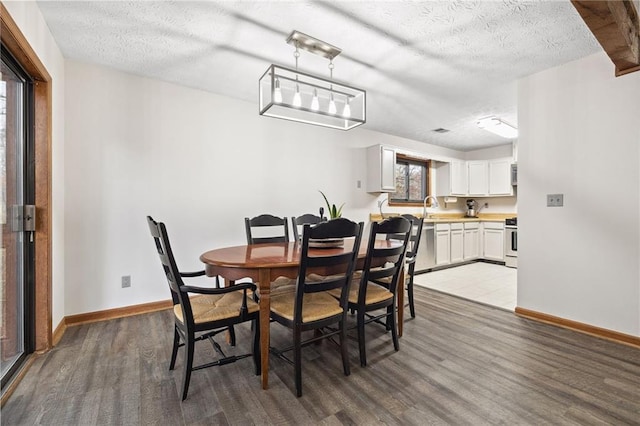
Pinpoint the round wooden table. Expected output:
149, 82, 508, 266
200, 240, 405, 390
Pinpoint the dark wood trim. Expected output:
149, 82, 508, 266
65, 300, 173, 327
571, 0, 640, 76
1, 3, 52, 352
515, 307, 640, 349
0, 354, 36, 408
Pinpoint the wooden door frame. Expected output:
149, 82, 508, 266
1, 2, 53, 353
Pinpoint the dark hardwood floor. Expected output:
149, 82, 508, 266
3, 288, 639, 425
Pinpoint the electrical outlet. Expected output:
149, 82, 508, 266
122, 275, 131, 288
547, 194, 564, 207
356, 180, 362, 189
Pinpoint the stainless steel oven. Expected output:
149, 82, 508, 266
505, 217, 517, 268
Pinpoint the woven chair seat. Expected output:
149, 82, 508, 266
329, 280, 393, 305
270, 291, 342, 323
174, 292, 259, 324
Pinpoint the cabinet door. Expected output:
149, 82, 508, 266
451, 161, 468, 195
450, 229, 464, 263
435, 230, 450, 266
467, 161, 488, 195
366, 145, 396, 193
489, 159, 513, 195
463, 229, 479, 260
483, 229, 505, 261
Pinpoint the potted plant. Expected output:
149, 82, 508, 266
319, 190, 344, 219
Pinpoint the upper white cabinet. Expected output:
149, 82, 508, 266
435, 160, 468, 196
488, 159, 514, 196
366, 145, 396, 193
467, 161, 488, 195
436, 158, 514, 197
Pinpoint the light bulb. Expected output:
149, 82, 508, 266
274, 78, 282, 103
293, 84, 301, 107
328, 93, 337, 115
342, 98, 351, 118
311, 89, 319, 111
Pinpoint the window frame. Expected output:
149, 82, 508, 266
389, 153, 432, 206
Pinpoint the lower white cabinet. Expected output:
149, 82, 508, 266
435, 223, 451, 266
463, 222, 480, 260
450, 223, 464, 264
483, 222, 505, 261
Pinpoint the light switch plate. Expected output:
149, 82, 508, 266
547, 194, 564, 207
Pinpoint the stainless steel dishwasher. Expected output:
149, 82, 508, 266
415, 224, 435, 272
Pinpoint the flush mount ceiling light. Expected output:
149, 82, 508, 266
259, 30, 366, 131
476, 116, 518, 139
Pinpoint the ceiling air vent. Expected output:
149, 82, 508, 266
432, 128, 450, 133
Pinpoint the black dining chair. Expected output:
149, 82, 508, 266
147, 216, 260, 400
291, 213, 325, 241
387, 214, 424, 318
245, 214, 290, 244
337, 216, 411, 367
269, 218, 364, 397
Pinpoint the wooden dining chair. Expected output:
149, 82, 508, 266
269, 218, 364, 397
387, 214, 424, 318
339, 216, 411, 367
147, 216, 261, 400
245, 214, 290, 244
291, 213, 325, 241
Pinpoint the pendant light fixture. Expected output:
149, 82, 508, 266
259, 30, 366, 130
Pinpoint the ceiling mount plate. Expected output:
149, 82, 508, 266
286, 30, 342, 60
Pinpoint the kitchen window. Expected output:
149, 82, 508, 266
390, 154, 431, 205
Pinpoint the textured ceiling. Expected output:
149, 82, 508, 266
36, 0, 602, 151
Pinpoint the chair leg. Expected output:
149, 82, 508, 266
357, 309, 367, 367
339, 319, 351, 376
294, 327, 303, 397
169, 326, 180, 371
181, 333, 195, 401
252, 318, 261, 376
389, 304, 399, 352
407, 267, 416, 318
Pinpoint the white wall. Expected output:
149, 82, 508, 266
4, 1, 66, 328
518, 52, 640, 336
63, 61, 464, 315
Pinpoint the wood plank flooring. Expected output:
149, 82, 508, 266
3, 288, 639, 425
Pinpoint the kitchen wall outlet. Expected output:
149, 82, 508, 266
356, 180, 362, 189
547, 194, 564, 207
121, 275, 131, 288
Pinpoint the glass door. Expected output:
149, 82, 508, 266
1, 46, 35, 389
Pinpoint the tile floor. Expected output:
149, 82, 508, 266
413, 261, 517, 311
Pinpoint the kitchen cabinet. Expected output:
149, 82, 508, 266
483, 222, 505, 261
436, 160, 467, 196
467, 161, 488, 195
463, 222, 480, 260
366, 145, 396, 193
488, 159, 514, 196
450, 223, 464, 263
435, 223, 451, 266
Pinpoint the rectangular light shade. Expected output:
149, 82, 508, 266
259, 64, 366, 130
476, 116, 518, 139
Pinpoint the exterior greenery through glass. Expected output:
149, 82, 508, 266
391, 156, 429, 203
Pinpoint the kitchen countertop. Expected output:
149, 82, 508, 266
368, 213, 516, 223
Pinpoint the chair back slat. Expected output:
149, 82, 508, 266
387, 214, 424, 260
359, 217, 412, 305
245, 214, 290, 244
294, 218, 364, 323
147, 216, 195, 326
291, 213, 325, 241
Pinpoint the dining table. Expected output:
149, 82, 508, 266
199, 239, 405, 390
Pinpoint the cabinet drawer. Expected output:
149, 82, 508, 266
463, 222, 479, 230
483, 222, 505, 230
435, 223, 450, 231
450, 223, 463, 230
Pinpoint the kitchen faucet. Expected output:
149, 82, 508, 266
378, 198, 389, 218
422, 195, 440, 218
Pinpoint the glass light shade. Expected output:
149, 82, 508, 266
292, 84, 302, 107
259, 64, 366, 130
310, 89, 319, 111
274, 78, 283, 103
342, 98, 351, 118
328, 94, 337, 115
